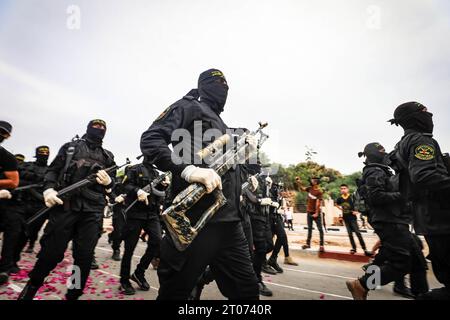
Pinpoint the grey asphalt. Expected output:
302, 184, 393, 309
0, 232, 440, 300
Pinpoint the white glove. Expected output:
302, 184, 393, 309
137, 189, 150, 205
260, 198, 272, 206
245, 135, 258, 154
181, 165, 222, 194
271, 201, 280, 209
115, 195, 125, 204
0, 190, 12, 200
96, 170, 112, 186
249, 176, 259, 192
161, 175, 171, 187
43, 188, 63, 208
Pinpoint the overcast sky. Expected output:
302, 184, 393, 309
1, 0, 449, 174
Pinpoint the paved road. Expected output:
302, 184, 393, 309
0, 233, 439, 300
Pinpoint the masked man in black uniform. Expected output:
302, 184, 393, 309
140, 69, 259, 300
119, 161, 169, 295
0, 120, 20, 285
389, 102, 450, 300
18, 119, 116, 300
14, 146, 50, 256
346, 142, 428, 300
241, 165, 274, 296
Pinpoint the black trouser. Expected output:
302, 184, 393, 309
360, 223, 426, 291
157, 221, 259, 300
270, 214, 289, 258
27, 207, 102, 299
425, 234, 450, 289
306, 212, 324, 246
371, 232, 428, 295
14, 203, 47, 262
110, 205, 126, 251
120, 215, 161, 282
250, 214, 270, 283
0, 204, 24, 273
287, 219, 293, 230
343, 218, 366, 251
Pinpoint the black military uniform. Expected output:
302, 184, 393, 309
18, 120, 116, 300
119, 162, 166, 295
14, 146, 50, 256
267, 181, 292, 272
390, 102, 450, 300
0, 121, 20, 285
108, 171, 129, 261
241, 165, 273, 296
347, 143, 428, 299
140, 69, 259, 300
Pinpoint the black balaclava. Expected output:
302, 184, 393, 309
389, 101, 434, 133
358, 142, 386, 164
35, 146, 50, 166
198, 69, 229, 115
85, 119, 107, 147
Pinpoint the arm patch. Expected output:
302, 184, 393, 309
414, 145, 435, 161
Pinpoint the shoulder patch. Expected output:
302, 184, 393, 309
414, 145, 435, 161
155, 107, 171, 122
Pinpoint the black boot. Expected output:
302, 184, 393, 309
267, 256, 283, 273
17, 282, 40, 300
120, 280, 136, 295
111, 250, 121, 261
9, 263, 21, 274
90, 257, 99, 270
0, 272, 9, 286
258, 281, 273, 297
261, 261, 278, 275
416, 287, 450, 300
130, 271, 150, 291
393, 279, 415, 299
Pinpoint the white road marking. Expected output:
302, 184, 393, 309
283, 267, 355, 280
95, 245, 356, 300
266, 282, 353, 300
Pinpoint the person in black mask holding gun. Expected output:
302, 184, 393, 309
140, 69, 259, 300
389, 102, 450, 300
14, 146, 51, 256
119, 160, 169, 295
18, 119, 116, 300
0, 120, 20, 286
346, 142, 428, 300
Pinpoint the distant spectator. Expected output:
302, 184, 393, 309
335, 184, 371, 256
285, 206, 294, 231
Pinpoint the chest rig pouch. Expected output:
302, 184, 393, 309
65, 139, 112, 203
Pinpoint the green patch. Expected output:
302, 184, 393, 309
414, 145, 435, 161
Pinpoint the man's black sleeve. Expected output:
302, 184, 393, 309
407, 136, 450, 191
44, 143, 69, 190
365, 168, 401, 205
140, 103, 195, 176
244, 188, 259, 204
122, 167, 140, 196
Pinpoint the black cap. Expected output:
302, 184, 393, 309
88, 119, 107, 129
36, 145, 50, 156
15, 154, 25, 162
0, 120, 12, 135
198, 69, 226, 85
388, 102, 426, 125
